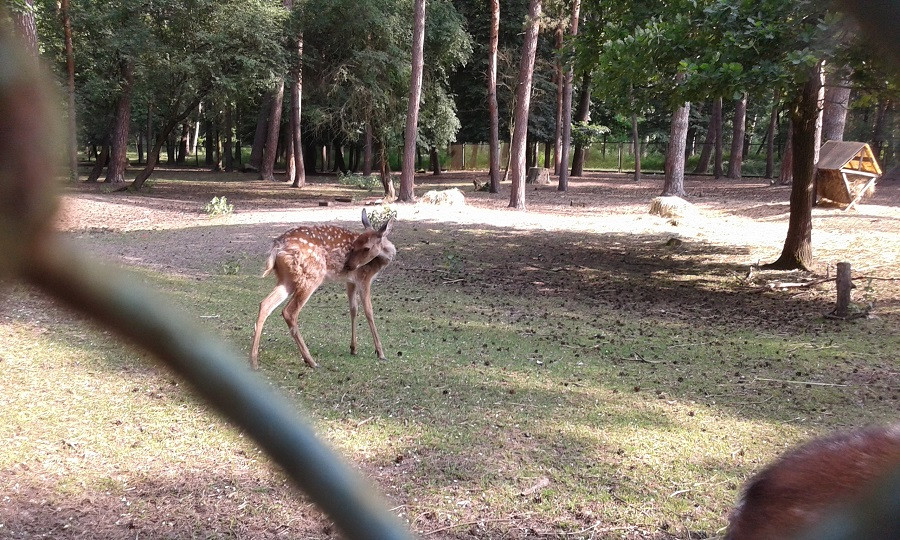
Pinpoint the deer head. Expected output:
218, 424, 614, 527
344, 209, 396, 272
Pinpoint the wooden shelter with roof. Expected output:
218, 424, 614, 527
816, 141, 882, 209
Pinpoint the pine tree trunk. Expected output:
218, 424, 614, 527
105, 61, 135, 184
779, 121, 794, 185
288, 10, 305, 188
488, 0, 501, 192
249, 93, 271, 171
822, 73, 850, 142
260, 81, 284, 181
508, 0, 543, 209
713, 97, 724, 179
631, 114, 641, 182
399, 0, 427, 202
61, 0, 78, 182
662, 83, 690, 197
727, 92, 747, 178
552, 27, 564, 176
12, 0, 38, 57
570, 72, 592, 177
223, 103, 234, 172
693, 102, 715, 175
557, 0, 582, 192
765, 89, 780, 179
363, 122, 374, 176
766, 62, 823, 271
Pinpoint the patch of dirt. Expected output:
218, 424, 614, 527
14, 168, 899, 539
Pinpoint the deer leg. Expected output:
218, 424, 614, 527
282, 286, 320, 368
358, 280, 386, 360
250, 284, 291, 370
347, 282, 359, 355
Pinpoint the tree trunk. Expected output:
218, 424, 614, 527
12, 0, 38, 57
693, 102, 715, 175
552, 27, 564, 176
177, 122, 190, 163
223, 102, 234, 172
288, 14, 305, 187
260, 80, 284, 181
631, 114, 641, 182
508, 0, 543, 210
429, 146, 441, 174
822, 73, 851, 143
105, 60, 135, 184
334, 141, 347, 174
399, 0, 427, 202
557, 0, 582, 192
870, 99, 890, 163
61, 0, 78, 182
378, 137, 396, 199
713, 97, 724, 178
87, 144, 109, 183
765, 62, 823, 271
765, 89, 780, 179
249, 93, 271, 171
661, 83, 690, 197
571, 72, 592, 176
488, 0, 501, 192
727, 92, 747, 178
363, 122, 374, 176
204, 120, 214, 166
779, 120, 794, 185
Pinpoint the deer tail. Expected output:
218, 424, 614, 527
261, 247, 278, 278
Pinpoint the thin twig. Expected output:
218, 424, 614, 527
754, 377, 848, 387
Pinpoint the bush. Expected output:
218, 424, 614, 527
365, 204, 397, 230
204, 196, 233, 216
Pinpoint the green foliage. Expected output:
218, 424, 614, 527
338, 171, 386, 191
364, 204, 398, 230
204, 196, 233, 216
571, 121, 610, 147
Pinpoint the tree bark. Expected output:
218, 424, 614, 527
765, 89, 780, 179
870, 99, 890, 162
488, 0, 501, 192
363, 122, 374, 176
661, 85, 690, 197
429, 146, 441, 174
105, 60, 135, 184
557, 0, 581, 192
259, 81, 284, 181
779, 121, 794, 185
693, 102, 715, 175
249, 93, 271, 171
223, 102, 234, 172
60, 0, 78, 182
727, 92, 748, 178
508, 0, 543, 210
12, 0, 38, 57
287, 3, 305, 188
765, 62, 823, 271
399, 0, 427, 202
713, 97, 724, 178
570, 72, 592, 176
822, 74, 851, 143
552, 27, 564, 176
631, 114, 641, 182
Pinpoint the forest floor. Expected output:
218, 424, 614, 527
2, 169, 899, 539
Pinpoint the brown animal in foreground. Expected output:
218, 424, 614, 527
726, 424, 900, 540
250, 210, 396, 369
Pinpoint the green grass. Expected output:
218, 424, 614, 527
2, 203, 897, 537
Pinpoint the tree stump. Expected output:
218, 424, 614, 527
526, 167, 550, 185
833, 262, 852, 318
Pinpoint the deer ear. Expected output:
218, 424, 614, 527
378, 217, 394, 236
361, 209, 372, 229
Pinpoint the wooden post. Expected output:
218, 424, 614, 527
834, 262, 852, 318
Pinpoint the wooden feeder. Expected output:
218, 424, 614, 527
815, 141, 882, 209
